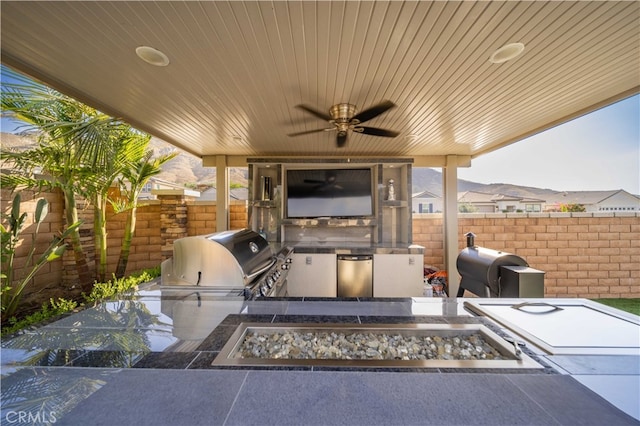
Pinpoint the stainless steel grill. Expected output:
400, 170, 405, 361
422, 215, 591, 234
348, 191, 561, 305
161, 229, 292, 299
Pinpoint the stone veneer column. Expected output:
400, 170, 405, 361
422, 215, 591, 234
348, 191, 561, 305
154, 189, 200, 260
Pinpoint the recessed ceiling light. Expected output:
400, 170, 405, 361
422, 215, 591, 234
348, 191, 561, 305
489, 42, 525, 64
135, 46, 170, 66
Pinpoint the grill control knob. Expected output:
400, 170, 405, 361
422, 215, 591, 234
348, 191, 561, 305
243, 287, 252, 300
285, 258, 292, 263
281, 264, 289, 270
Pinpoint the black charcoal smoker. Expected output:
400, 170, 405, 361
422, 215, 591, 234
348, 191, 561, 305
456, 233, 544, 298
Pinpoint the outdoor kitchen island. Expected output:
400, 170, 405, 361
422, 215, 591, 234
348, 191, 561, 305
248, 159, 428, 299
284, 242, 425, 298
2, 286, 638, 425
3, 151, 638, 424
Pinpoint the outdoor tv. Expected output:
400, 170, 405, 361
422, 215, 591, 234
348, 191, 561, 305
286, 168, 374, 218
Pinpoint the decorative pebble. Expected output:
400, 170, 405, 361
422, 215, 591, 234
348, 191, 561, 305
236, 330, 505, 361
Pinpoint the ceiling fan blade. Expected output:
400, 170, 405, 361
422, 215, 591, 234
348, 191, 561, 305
295, 104, 332, 121
336, 132, 347, 148
351, 100, 396, 124
356, 126, 400, 137
287, 127, 334, 137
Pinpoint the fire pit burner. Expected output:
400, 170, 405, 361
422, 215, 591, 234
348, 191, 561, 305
212, 323, 543, 369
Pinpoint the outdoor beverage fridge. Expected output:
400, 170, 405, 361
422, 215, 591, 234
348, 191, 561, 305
337, 255, 373, 297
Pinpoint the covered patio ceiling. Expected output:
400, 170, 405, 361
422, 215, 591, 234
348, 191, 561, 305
1, 1, 638, 165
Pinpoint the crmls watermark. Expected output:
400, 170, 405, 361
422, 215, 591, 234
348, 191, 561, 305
5, 410, 57, 424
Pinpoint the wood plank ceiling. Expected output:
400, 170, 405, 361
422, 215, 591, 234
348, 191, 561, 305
1, 1, 638, 161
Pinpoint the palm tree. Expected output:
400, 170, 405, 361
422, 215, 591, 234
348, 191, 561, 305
84, 129, 149, 282
1, 67, 128, 288
1, 80, 95, 288
113, 144, 177, 278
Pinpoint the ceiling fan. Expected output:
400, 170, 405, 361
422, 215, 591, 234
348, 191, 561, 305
288, 100, 400, 147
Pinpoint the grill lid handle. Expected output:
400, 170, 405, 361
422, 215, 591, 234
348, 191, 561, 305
245, 257, 277, 281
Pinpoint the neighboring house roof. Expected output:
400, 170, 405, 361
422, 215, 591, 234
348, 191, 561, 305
415, 189, 639, 207
494, 194, 546, 203
416, 189, 637, 211
544, 189, 639, 205
231, 187, 248, 200
458, 191, 498, 203
146, 177, 187, 191
518, 197, 547, 203
200, 187, 248, 201
458, 191, 546, 204
412, 190, 440, 199
491, 193, 523, 202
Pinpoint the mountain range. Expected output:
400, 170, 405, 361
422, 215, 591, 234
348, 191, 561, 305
0, 132, 582, 199
150, 138, 563, 199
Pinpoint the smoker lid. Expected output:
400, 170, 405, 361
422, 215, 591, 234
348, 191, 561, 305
457, 246, 528, 296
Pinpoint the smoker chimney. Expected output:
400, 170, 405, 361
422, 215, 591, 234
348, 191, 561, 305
465, 232, 476, 248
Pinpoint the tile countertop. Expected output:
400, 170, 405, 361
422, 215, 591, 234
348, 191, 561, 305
1, 289, 638, 424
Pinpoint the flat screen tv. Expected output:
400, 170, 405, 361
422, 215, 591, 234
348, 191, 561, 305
286, 168, 373, 218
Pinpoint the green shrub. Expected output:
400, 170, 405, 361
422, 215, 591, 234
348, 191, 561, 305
1, 266, 160, 336
1, 194, 81, 321
84, 268, 158, 304
2, 297, 78, 335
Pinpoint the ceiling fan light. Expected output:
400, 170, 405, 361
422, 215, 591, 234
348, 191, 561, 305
135, 46, 170, 66
489, 42, 525, 64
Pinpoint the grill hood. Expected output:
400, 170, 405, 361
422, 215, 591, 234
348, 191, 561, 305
161, 229, 275, 287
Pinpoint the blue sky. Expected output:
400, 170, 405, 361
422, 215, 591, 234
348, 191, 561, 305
457, 94, 640, 194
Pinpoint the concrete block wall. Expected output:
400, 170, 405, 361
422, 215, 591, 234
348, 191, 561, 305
1, 188, 243, 310
159, 193, 192, 260
187, 201, 247, 235
230, 201, 249, 230
0, 189, 67, 309
92, 198, 246, 276
4, 186, 638, 309
187, 201, 217, 235
105, 202, 163, 274
413, 212, 640, 298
